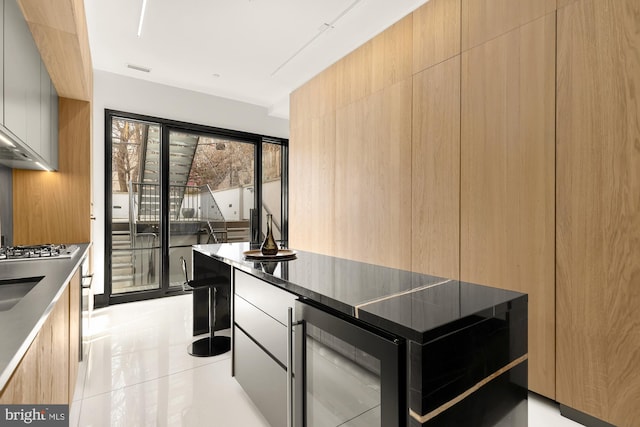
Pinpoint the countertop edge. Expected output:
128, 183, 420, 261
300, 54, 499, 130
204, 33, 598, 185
0, 243, 91, 392
193, 244, 529, 345
193, 247, 356, 317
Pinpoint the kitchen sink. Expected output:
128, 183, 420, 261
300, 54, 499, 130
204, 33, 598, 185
0, 276, 43, 312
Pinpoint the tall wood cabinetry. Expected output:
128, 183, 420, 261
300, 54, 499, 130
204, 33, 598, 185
291, 0, 556, 399
291, 0, 640, 422
556, 0, 640, 425
289, 66, 337, 257
460, 13, 556, 398
13, 98, 91, 245
290, 15, 414, 271
411, 0, 461, 280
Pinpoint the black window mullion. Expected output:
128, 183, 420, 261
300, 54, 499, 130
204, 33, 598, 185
160, 125, 171, 292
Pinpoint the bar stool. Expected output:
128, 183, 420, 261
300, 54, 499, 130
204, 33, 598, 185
180, 257, 231, 357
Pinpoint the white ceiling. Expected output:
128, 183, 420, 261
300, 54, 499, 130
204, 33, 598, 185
85, 0, 428, 119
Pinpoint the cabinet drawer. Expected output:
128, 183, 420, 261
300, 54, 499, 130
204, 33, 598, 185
235, 326, 286, 427
235, 295, 287, 364
234, 269, 297, 325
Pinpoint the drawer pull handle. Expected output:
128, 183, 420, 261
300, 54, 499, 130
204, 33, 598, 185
287, 306, 301, 427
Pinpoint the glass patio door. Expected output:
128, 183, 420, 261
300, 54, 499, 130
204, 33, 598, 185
167, 130, 256, 288
107, 111, 287, 304
110, 117, 161, 296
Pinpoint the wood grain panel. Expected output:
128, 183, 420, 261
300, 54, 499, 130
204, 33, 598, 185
336, 41, 373, 108
461, 14, 556, 398
13, 98, 91, 245
18, 0, 76, 33
335, 79, 412, 270
372, 14, 413, 93
0, 286, 70, 404
556, 0, 578, 8
461, 0, 556, 51
412, 0, 461, 74
288, 121, 312, 250
68, 269, 81, 403
556, 1, 640, 424
337, 14, 412, 108
19, 0, 92, 100
290, 64, 336, 122
0, 333, 38, 403
411, 56, 460, 279
288, 113, 336, 255
40, 286, 69, 404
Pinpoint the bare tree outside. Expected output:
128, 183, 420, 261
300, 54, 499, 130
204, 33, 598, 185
262, 143, 282, 182
188, 137, 255, 191
112, 119, 147, 191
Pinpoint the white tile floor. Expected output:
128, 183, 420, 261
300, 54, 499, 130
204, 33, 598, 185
70, 294, 584, 427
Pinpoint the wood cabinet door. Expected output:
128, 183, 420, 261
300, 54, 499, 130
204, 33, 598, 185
556, 0, 640, 424
411, 56, 460, 279
334, 79, 412, 270
460, 13, 556, 398
68, 269, 81, 403
4, 0, 41, 148
0, 286, 70, 404
461, 0, 555, 51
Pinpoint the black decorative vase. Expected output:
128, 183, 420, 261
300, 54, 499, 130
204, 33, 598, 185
260, 214, 279, 256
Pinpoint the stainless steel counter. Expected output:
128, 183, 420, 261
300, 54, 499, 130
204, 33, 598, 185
0, 243, 90, 391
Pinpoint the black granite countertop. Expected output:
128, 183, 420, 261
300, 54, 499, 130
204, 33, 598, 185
0, 243, 90, 391
193, 243, 526, 344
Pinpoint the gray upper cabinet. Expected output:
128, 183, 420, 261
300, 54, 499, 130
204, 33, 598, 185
4, 0, 39, 145
1, 0, 58, 171
40, 59, 58, 170
49, 78, 59, 170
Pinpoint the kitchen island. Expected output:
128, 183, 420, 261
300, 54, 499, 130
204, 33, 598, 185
194, 243, 528, 426
0, 243, 90, 401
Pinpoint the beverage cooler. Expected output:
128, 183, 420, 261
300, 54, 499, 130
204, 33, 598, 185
289, 299, 406, 427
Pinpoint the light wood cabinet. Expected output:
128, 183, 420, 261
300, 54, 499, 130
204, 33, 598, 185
556, 0, 640, 425
0, 286, 70, 404
289, 114, 336, 256
460, 13, 556, 398
336, 14, 412, 109
13, 98, 91, 245
412, 0, 460, 74
289, 0, 640, 421
18, 0, 93, 101
461, 0, 555, 51
334, 79, 412, 270
411, 56, 460, 279
68, 269, 81, 403
557, 0, 579, 9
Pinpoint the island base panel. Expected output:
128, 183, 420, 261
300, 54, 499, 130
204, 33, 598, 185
410, 361, 528, 427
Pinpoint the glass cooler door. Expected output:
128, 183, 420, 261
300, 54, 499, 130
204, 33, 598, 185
294, 299, 405, 427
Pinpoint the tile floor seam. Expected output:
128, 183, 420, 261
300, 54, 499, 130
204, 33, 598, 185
80, 354, 232, 400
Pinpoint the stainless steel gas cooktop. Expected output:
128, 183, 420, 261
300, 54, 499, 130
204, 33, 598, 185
0, 244, 79, 262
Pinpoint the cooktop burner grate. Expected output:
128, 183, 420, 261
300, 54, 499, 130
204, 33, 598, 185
0, 244, 79, 261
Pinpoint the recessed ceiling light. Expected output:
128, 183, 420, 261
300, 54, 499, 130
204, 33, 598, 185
127, 64, 152, 73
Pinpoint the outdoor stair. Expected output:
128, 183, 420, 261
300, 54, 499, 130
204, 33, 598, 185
112, 230, 135, 290
138, 126, 199, 221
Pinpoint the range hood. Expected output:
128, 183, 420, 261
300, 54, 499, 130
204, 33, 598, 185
0, 125, 52, 171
